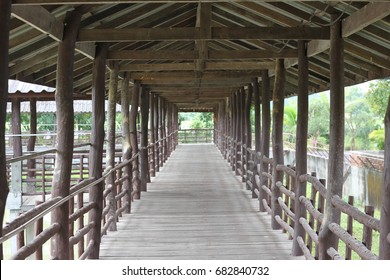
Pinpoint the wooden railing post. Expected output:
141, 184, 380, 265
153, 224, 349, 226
105, 62, 119, 231
271, 59, 285, 229
292, 40, 309, 256
87, 43, 108, 259
379, 96, 390, 259
259, 70, 270, 212
50, 11, 81, 260
318, 14, 345, 260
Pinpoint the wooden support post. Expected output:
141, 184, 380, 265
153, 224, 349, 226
271, 59, 285, 229
140, 86, 149, 192
235, 91, 242, 176
106, 63, 118, 231
319, 14, 345, 260
0, 0, 11, 259
231, 93, 236, 170
11, 99, 22, 158
159, 97, 164, 167
27, 99, 37, 192
259, 70, 270, 212
154, 95, 160, 172
150, 93, 156, 177
252, 78, 260, 198
130, 81, 141, 199
51, 11, 81, 260
121, 74, 132, 214
241, 88, 247, 183
245, 84, 253, 188
162, 99, 167, 162
292, 40, 309, 256
87, 43, 108, 259
379, 97, 390, 259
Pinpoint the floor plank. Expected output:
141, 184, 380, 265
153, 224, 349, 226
99, 144, 302, 260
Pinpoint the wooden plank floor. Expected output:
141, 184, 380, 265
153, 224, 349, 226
99, 144, 302, 260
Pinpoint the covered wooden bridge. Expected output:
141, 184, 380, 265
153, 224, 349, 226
0, 0, 390, 260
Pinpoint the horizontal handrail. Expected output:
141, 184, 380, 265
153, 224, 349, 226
6, 142, 91, 164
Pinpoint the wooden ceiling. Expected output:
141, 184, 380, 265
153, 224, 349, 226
8, 1, 390, 111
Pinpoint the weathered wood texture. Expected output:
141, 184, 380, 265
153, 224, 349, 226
88, 43, 108, 259
50, 11, 80, 260
380, 97, 390, 259
259, 70, 270, 213
130, 81, 141, 199
319, 16, 345, 260
27, 99, 37, 181
292, 40, 309, 256
121, 74, 132, 214
11, 99, 22, 157
271, 59, 285, 229
140, 86, 149, 192
100, 145, 301, 260
149, 93, 156, 177
106, 63, 118, 231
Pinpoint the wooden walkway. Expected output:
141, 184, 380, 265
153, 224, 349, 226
99, 144, 301, 260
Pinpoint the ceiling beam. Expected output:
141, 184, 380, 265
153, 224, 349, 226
13, 0, 388, 5
77, 26, 330, 42
11, 6, 96, 59
342, 2, 390, 37
11, 5, 63, 41
109, 49, 297, 60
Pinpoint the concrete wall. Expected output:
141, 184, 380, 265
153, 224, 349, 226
284, 149, 383, 209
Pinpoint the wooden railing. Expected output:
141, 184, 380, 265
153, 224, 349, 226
178, 129, 213, 144
216, 131, 386, 260
1, 131, 178, 260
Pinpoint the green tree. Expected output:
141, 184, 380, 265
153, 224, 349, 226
308, 92, 330, 147
366, 79, 390, 118
190, 112, 213, 129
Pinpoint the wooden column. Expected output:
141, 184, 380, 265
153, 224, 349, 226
51, 11, 81, 260
27, 99, 37, 192
162, 99, 167, 162
379, 98, 390, 259
11, 100, 22, 157
149, 93, 156, 177
253, 78, 261, 153
130, 81, 141, 199
154, 95, 160, 172
235, 91, 242, 175
259, 70, 270, 212
292, 41, 309, 255
167, 102, 172, 156
231, 93, 236, 170
241, 88, 246, 182
87, 43, 108, 259
271, 59, 285, 229
245, 84, 253, 187
120, 74, 132, 214
319, 15, 345, 260
252, 78, 260, 198
140, 86, 149, 192
106, 63, 119, 231
0, 0, 11, 260
159, 97, 164, 167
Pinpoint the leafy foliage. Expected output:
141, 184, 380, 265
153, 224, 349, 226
366, 79, 390, 119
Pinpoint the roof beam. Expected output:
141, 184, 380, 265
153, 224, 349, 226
78, 27, 330, 42
11, 5, 63, 41
342, 2, 390, 37
13, 0, 389, 5
11, 6, 96, 59
109, 49, 297, 60
120, 61, 275, 72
